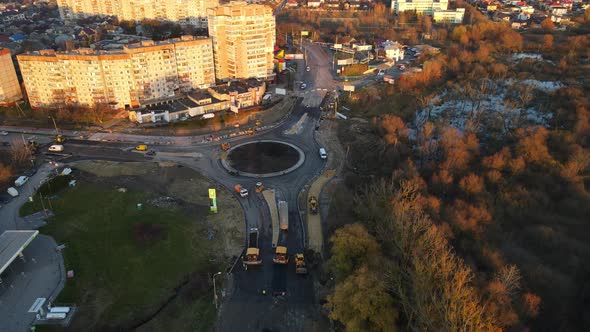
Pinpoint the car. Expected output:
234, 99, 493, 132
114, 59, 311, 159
306, 66, 310, 72
48, 144, 64, 152
15, 175, 29, 187
0, 131, 8, 136
146, 150, 156, 156
319, 147, 327, 159
300, 83, 307, 90
135, 144, 148, 151
377, 69, 385, 76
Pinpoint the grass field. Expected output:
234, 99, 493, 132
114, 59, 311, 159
23, 162, 244, 331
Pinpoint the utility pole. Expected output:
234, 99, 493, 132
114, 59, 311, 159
48, 115, 59, 135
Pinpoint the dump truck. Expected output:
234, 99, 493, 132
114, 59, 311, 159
234, 184, 248, 198
244, 228, 262, 265
273, 246, 289, 264
278, 200, 288, 231
221, 143, 231, 151
255, 182, 265, 193
308, 196, 318, 214
295, 253, 308, 274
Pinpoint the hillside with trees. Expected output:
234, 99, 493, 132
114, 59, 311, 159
322, 6, 590, 332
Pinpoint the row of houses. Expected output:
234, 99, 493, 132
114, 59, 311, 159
130, 79, 266, 123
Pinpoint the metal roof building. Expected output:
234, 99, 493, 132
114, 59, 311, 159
0, 230, 38, 275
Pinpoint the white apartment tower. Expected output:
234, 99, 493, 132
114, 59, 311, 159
56, 0, 219, 27
0, 48, 22, 105
17, 36, 214, 109
391, 0, 449, 15
207, 2, 275, 80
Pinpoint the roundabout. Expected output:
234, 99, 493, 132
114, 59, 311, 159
222, 140, 305, 178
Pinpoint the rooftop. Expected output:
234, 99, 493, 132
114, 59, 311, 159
0, 230, 39, 275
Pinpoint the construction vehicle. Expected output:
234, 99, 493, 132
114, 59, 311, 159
244, 228, 262, 265
273, 246, 289, 264
295, 253, 308, 274
308, 196, 318, 214
55, 135, 65, 143
255, 182, 265, 193
221, 143, 231, 151
234, 184, 248, 198
135, 144, 148, 151
278, 200, 288, 231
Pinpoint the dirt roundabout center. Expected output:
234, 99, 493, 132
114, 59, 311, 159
222, 140, 305, 178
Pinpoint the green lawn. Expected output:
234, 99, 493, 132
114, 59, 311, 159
24, 181, 217, 330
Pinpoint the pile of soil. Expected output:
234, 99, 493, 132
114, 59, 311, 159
227, 142, 300, 174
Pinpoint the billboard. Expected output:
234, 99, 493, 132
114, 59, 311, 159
301, 30, 309, 36
209, 189, 217, 213
333, 43, 342, 49
343, 85, 355, 92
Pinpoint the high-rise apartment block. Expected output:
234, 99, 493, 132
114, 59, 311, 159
0, 48, 22, 105
207, 1, 275, 80
391, 0, 449, 15
17, 36, 214, 109
56, 0, 219, 27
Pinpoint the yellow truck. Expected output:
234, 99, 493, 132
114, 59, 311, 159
308, 196, 318, 214
273, 246, 289, 264
295, 253, 308, 274
243, 228, 262, 265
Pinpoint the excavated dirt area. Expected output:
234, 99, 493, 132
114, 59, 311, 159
227, 141, 300, 174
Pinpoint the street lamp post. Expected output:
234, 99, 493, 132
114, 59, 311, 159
48, 115, 59, 135
212, 272, 222, 309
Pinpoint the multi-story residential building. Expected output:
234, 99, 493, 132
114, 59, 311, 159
17, 36, 214, 109
433, 8, 465, 23
391, 0, 449, 14
0, 48, 22, 106
207, 2, 275, 80
56, 0, 219, 27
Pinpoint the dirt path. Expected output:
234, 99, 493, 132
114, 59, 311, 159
305, 117, 346, 254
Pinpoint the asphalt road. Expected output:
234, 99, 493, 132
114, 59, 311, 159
0, 35, 347, 332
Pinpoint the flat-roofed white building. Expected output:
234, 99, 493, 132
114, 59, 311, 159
433, 8, 465, 23
56, 0, 219, 27
0, 48, 22, 105
391, 0, 449, 15
208, 1, 276, 80
17, 36, 214, 110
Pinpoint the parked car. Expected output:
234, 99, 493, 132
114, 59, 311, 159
306, 66, 311, 72
300, 83, 307, 90
15, 176, 29, 187
0, 131, 8, 136
319, 148, 327, 159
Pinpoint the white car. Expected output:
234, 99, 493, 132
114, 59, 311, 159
306, 66, 311, 72
300, 83, 307, 90
0, 131, 8, 136
48, 144, 64, 152
319, 148, 327, 159
15, 176, 29, 187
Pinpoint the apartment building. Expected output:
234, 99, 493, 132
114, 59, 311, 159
391, 0, 449, 15
207, 2, 275, 80
0, 48, 22, 106
433, 8, 465, 24
56, 0, 219, 27
17, 36, 214, 109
